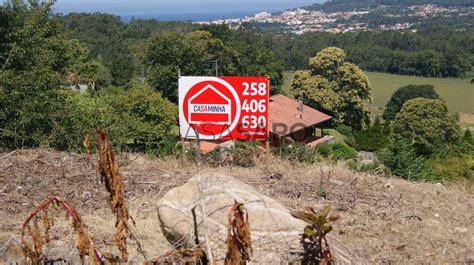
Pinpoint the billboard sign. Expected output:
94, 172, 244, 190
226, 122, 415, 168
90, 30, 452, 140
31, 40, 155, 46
179, 76, 269, 140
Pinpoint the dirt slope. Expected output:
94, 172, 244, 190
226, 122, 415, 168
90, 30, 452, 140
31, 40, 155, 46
0, 149, 473, 263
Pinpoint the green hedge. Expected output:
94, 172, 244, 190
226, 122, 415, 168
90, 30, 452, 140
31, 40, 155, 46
316, 143, 358, 161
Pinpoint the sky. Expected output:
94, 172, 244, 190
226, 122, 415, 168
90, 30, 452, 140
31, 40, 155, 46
44, 0, 325, 21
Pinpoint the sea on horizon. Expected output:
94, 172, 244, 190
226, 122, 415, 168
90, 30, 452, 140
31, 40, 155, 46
49, 0, 325, 23
119, 10, 289, 23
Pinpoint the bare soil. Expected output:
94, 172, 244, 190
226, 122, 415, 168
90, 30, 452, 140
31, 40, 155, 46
0, 149, 473, 263
460, 112, 474, 130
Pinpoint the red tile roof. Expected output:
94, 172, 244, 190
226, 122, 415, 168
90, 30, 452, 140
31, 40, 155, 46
199, 141, 219, 154
268, 95, 332, 137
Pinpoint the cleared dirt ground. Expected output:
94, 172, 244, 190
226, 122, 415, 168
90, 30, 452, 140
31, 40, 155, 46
0, 149, 473, 263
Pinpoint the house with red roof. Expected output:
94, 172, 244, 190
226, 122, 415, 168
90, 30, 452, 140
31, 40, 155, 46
268, 94, 335, 147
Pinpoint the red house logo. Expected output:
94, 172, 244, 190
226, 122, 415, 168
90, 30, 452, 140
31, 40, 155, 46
188, 84, 232, 125
179, 76, 268, 141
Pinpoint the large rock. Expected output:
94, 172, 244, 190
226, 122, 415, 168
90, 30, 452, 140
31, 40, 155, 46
157, 171, 356, 264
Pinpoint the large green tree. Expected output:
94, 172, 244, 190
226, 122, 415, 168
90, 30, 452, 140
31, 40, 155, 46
76, 60, 111, 92
292, 47, 372, 129
237, 46, 284, 94
60, 81, 178, 153
383, 84, 440, 121
392, 98, 460, 156
96, 82, 177, 152
0, 1, 86, 150
58, 12, 134, 86
145, 30, 239, 102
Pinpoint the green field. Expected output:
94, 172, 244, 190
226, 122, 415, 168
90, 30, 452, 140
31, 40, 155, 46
281, 71, 296, 96
367, 72, 474, 113
282, 71, 474, 113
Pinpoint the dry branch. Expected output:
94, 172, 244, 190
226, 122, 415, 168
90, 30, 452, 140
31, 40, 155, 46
0, 150, 17, 161
144, 247, 205, 265
225, 201, 252, 265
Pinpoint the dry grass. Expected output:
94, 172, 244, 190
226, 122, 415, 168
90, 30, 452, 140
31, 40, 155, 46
460, 112, 474, 130
1, 149, 473, 263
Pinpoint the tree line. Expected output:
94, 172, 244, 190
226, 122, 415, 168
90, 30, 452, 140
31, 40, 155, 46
267, 29, 473, 78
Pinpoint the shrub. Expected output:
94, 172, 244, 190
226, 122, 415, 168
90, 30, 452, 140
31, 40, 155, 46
383, 84, 440, 121
427, 156, 473, 182
58, 82, 178, 155
96, 82, 178, 154
314, 143, 331, 156
392, 98, 460, 157
329, 143, 358, 161
315, 143, 357, 161
205, 141, 262, 167
464, 128, 473, 145
352, 116, 390, 152
50, 91, 102, 151
335, 125, 353, 137
380, 135, 430, 181
278, 142, 320, 164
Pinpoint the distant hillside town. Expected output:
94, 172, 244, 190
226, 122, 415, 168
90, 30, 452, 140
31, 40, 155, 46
196, 4, 474, 34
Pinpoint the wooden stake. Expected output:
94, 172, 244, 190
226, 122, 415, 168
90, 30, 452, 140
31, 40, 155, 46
181, 138, 186, 162
194, 127, 215, 264
265, 138, 270, 168
178, 66, 184, 162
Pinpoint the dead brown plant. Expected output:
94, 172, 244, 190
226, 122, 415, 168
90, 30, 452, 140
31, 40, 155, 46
225, 200, 252, 265
94, 129, 145, 262
95, 129, 130, 261
20, 196, 101, 264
